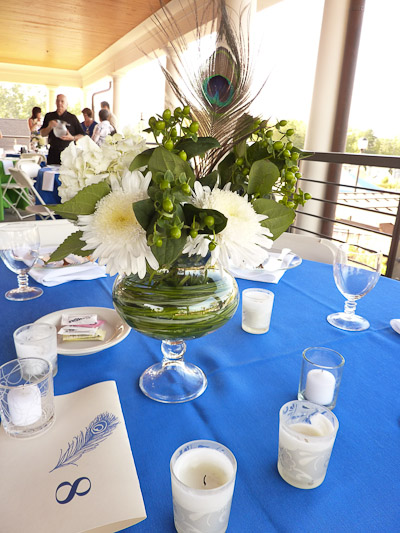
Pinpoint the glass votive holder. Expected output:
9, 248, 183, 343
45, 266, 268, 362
0, 358, 55, 438
242, 288, 274, 334
278, 400, 339, 489
298, 347, 345, 409
170, 440, 237, 533
13, 323, 58, 377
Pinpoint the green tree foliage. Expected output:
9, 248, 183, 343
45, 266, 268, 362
0, 83, 47, 118
346, 128, 400, 156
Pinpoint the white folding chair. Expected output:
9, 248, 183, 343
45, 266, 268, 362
4, 168, 56, 220
15, 159, 41, 178
273, 232, 338, 264
19, 153, 46, 165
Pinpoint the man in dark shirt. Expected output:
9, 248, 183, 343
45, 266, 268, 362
40, 94, 84, 164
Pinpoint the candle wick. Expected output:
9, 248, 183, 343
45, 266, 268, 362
203, 475, 207, 486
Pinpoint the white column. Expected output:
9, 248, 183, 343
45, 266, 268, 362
296, 0, 352, 235
47, 86, 58, 113
112, 74, 123, 126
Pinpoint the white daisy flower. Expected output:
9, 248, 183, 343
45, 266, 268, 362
183, 182, 273, 269
77, 170, 159, 278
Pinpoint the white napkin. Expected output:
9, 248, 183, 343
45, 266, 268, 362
29, 262, 107, 287
2, 159, 14, 175
228, 252, 297, 284
229, 265, 286, 284
42, 170, 57, 191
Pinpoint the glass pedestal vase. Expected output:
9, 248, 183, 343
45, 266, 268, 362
112, 260, 239, 403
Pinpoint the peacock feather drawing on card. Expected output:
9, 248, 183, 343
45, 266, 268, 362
50, 412, 120, 472
149, 0, 267, 179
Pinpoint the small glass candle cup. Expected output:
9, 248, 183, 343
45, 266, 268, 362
170, 440, 237, 533
14, 323, 58, 377
278, 400, 339, 489
0, 358, 55, 438
298, 347, 345, 409
242, 288, 274, 334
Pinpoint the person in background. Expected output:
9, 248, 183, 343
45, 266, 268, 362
81, 108, 97, 137
40, 94, 84, 164
91, 109, 115, 146
100, 101, 117, 132
28, 107, 42, 134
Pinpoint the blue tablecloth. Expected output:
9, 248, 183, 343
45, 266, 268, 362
35, 167, 61, 205
0, 260, 399, 532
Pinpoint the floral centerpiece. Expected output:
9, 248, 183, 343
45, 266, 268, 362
47, 108, 310, 403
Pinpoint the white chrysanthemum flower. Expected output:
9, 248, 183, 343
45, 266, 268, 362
183, 182, 273, 269
77, 170, 158, 278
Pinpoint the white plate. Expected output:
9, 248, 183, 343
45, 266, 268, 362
34, 306, 131, 356
264, 248, 302, 271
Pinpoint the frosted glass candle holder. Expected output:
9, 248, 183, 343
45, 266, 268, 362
298, 347, 345, 409
14, 323, 58, 377
0, 358, 55, 438
278, 400, 339, 489
242, 288, 274, 334
170, 440, 237, 533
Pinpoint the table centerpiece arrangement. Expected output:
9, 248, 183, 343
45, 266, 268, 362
46, 0, 310, 403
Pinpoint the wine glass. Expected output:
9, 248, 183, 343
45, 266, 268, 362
327, 243, 382, 331
0, 223, 43, 301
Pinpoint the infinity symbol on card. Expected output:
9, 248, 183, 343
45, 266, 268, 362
55, 477, 91, 504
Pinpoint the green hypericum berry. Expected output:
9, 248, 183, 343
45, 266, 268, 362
273, 141, 284, 151
285, 171, 295, 181
295, 172, 302, 179
170, 128, 177, 138
160, 179, 170, 190
170, 226, 181, 239
286, 141, 294, 150
148, 116, 157, 127
189, 121, 199, 133
155, 238, 163, 248
174, 107, 182, 117
162, 198, 174, 213
181, 183, 191, 195
291, 152, 300, 160
156, 120, 166, 130
286, 128, 294, 136
235, 157, 244, 166
178, 150, 187, 161
279, 120, 288, 126
204, 215, 214, 228
208, 241, 217, 251
164, 139, 174, 151
162, 109, 171, 121
190, 229, 198, 238
304, 193, 312, 200
183, 105, 190, 116
283, 150, 291, 158
266, 130, 274, 138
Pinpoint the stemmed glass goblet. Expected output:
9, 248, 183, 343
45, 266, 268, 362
327, 243, 382, 331
0, 223, 43, 301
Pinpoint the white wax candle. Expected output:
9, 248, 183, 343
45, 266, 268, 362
8, 385, 42, 426
242, 290, 274, 333
172, 448, 235, 513
305, 369, 336, 405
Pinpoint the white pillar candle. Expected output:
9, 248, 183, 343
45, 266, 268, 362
242, 289, 274, 334
14, 323, 58, 376
305, 369, 336, 405
171, 446, 236, 533
8, 385, 42, 426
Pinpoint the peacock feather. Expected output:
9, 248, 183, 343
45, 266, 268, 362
149, 0, 266, 178
49, 412, 120, 472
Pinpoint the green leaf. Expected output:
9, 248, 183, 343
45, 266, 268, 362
48, 231, 93, 262
247, 160, 280, 196
129, 148, 154, 171
174, 137, 220, 159
151, 230, 187, 269
292, 147, 314, 160
200, 170, 219, 189
218, 152, 235, 187
48, 181, 111, 221
182, 204, 227, 234
133, 198, 155, 231
148, 146, 194, 181
253, 198, 295, 240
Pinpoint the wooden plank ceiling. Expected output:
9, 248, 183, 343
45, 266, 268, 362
0, 0, 170, 70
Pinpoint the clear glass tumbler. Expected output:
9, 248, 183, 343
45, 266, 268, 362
298, 347, 345, 409
14, 323, 58, 376
242, 288, 274, 334
0, 358, 55, 438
